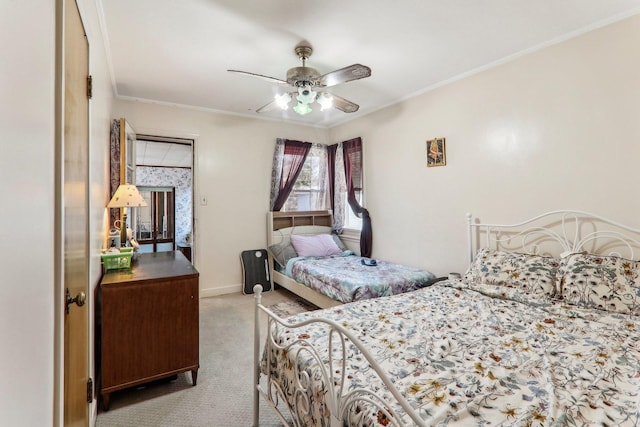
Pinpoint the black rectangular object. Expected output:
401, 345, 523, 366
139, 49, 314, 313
241, 249, 271, 294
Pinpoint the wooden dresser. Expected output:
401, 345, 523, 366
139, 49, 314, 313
96, 251, 199, 410
176, 242, 192, 262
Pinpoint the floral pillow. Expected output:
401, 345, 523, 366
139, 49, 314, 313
559, 253, 640, 316
464, 247, 560, 297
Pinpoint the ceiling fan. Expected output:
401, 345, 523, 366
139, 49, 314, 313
228, 45, 371, 115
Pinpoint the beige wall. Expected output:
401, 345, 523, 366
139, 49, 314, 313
330, 14, 640, 276
0, 0, 113, 425
0, 2, 56, 425
112, 101, 329, 295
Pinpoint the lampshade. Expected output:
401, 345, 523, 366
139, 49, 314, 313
107, 184, 147, 208
293, 102, 312, 115
317, 92, 333, 111
275, 86, 328, 115
275, 93, 291, 110
107, 184, 147, 248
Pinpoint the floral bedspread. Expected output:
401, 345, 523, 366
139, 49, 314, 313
262, 281, 640, 426
285, 253, 436, 303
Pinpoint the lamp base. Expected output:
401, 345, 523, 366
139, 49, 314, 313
121, 212, 128, 247
108, 236, 121, 248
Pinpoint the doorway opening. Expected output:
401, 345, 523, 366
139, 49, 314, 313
134, 135, 194, 260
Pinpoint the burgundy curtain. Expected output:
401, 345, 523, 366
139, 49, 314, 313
343, 137, 372, 257
272, 140, 312, 211
327, 144, 337, 213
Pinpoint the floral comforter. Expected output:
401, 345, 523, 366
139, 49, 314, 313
263, 281, 640, 426
285, 253, 436, 303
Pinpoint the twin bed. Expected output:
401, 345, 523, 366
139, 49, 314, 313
254, 210, 640, 426
266, 210, 437, 308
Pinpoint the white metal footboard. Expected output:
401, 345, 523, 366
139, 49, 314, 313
253, 285, 426, 427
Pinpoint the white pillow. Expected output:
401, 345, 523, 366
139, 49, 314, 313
290, 234, 343, 257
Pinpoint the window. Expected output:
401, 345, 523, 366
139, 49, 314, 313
283, 143, 328, 212
270, 137, 366, 241
344, 194, 363, 230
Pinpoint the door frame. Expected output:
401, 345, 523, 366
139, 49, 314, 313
133, 133, 196, 261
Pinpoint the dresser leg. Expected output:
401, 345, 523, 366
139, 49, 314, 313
191, 368, 198, 386
101, 393, 111, 411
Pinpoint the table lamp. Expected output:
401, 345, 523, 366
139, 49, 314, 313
107, 184, 147, 247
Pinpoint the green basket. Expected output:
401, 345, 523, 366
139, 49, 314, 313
102, 248, 133, 271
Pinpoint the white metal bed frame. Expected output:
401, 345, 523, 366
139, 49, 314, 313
252, 285, 427, 427
466, 209, 640, 262
254, 210, 640, 426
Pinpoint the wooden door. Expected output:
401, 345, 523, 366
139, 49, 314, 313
62, 0, 90, 425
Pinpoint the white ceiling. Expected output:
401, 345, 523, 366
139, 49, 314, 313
98, 0, 640, 128
136, 140, 193, 168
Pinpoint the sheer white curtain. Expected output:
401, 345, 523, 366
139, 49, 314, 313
269, 139, 285, 210
308, 143, 329, 211
332, 142, 346, 233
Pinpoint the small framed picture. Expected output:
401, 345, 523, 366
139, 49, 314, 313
426, 137, 446, 167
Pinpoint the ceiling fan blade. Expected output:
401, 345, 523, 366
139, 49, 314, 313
255, 99, 279, 113
227, 69, 289, 86
318, 64, 371, 88
330, 93, 360, 113
256, 91, 296, 113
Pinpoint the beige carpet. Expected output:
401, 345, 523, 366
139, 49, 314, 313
96, 288, 308, 427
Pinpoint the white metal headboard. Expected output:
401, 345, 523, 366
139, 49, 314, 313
466, 210, 640, 263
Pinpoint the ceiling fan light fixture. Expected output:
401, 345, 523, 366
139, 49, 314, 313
293, 102, 312, 115
228, 44, 370, 116
317, 92, 333, 111
296, 85, 317, 105
274, 93, 291, 110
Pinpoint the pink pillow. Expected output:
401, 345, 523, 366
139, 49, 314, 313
290, 234, 343, 257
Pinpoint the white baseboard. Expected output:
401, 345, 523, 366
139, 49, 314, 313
200, 283, 242, 298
